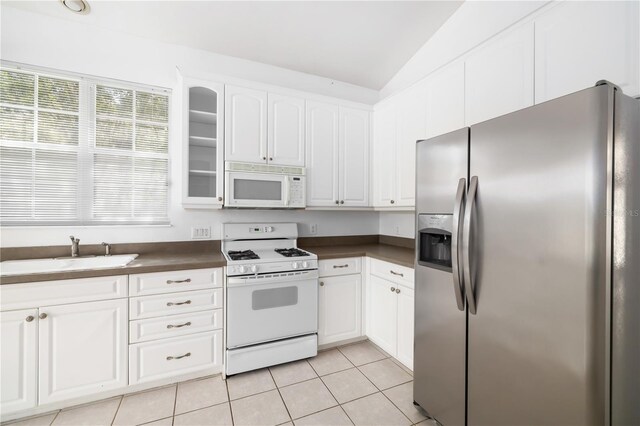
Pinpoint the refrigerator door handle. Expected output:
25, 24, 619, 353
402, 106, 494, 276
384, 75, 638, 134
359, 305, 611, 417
463, 175, 478, 314
451, 178, 466, 311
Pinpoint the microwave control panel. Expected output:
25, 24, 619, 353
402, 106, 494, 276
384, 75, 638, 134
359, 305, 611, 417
288, 176, 305, 207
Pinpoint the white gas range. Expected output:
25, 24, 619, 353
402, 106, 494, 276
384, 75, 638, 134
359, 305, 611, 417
222, 223, 319, 375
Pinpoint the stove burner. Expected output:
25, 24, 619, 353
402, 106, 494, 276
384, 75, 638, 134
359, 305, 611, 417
275, 248, 310, 258
228, 250, 260, 261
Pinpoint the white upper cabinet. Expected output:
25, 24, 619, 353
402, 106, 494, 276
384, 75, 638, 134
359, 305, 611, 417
339, 106, 370, 207
224, 85, 268, 164
1, 309, 37, 415
373, 101, 397, 207
395, 83, 427, 207
306, 101, 340, 207
535, 1, 639, 101
465, 22, 534, 125
268, 94, 305, 166
38, 299, 128, 405
180, 74, 225, 208
425, 60, 465, 139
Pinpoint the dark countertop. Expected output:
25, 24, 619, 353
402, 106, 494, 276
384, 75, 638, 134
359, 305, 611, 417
0, 236, 415, 285
301, 243, 415, 268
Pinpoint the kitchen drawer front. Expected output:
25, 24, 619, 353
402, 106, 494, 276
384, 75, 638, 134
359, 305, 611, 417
0, 276, 128, 311
129, 309, 222, 344
129, 268, 222, 297
318, 257, 362, 277
129, 289, 222, 320
129, 330, 222, 385
370, 258, 414, 288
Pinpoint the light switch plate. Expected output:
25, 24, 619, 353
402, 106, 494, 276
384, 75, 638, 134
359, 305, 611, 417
191, 226, 211, 240
310, 224, 318, 235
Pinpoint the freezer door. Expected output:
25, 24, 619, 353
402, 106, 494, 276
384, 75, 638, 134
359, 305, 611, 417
414, 128, 468, 426
467, 85, 613, 425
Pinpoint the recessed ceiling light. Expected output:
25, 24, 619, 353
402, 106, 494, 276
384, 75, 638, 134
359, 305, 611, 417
60, 0, 90, 14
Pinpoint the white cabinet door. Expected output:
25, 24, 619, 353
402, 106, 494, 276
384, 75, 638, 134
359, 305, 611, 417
372, 102, 396, 207
425, 60, 465, 139
395, 285, 414, 370
367, 275, 397, 356
535, 1, 639, 101
0, 309, 37, 414
339, 106, 370, 207
224, 85, 268, 164
395, 83, 427, 207
465, 22, 534, 125
38, 299, 128, 404
306, 101, 340, 207
318, 275, 362, 345
268, 93, 305, 166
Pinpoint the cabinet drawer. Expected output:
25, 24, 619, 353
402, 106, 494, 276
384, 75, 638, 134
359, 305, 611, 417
129, 309, 222, 343
370, 259, 414, 288
318, 257, 362, 277
129, 268, 222, 297
0, 275, 128, 311
129, 331, 222, 384
129, 289, 222, 320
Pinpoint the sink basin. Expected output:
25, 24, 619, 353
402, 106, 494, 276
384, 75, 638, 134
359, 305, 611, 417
0, 254, 139, 277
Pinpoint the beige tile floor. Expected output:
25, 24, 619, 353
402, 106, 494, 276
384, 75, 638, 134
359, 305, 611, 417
4, 341, 436, 426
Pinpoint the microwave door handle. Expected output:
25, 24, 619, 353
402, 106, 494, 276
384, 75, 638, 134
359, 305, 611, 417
283, 177, 290, 207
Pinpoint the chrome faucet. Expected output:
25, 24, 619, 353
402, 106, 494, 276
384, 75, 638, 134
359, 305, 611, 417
70, 236, 80, 257
102, 242, 111, 256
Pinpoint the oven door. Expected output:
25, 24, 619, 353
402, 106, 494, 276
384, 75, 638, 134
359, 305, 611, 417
225, 171, 288, 208
226, 270, 319, 348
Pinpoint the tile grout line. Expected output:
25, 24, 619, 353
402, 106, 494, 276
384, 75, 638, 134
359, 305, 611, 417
48, 410, 61, 426
267, 368, 293, 424
171, 384, 178, 426
224, 376, 235, 426
316, 374, 357, 425
109, 396, 124, 426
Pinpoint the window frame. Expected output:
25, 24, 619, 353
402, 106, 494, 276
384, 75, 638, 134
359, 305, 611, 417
0, 61, 172, 226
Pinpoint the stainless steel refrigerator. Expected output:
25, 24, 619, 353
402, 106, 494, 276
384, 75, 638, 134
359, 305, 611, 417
413, 82, 639, 426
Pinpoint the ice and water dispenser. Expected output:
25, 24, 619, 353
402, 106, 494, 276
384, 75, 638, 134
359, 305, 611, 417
418, 214, 453, 272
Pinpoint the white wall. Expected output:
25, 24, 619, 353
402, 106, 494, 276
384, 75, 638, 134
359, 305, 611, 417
379, 212, 415, 239
0, 6, 380, 247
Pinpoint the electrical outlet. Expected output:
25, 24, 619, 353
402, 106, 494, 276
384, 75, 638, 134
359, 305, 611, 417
191, 226, 211, 240
395, 226, 401, 235
310, 224, 318, 235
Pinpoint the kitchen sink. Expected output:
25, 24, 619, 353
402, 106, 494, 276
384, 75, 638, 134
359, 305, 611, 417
0, 254, 139, 277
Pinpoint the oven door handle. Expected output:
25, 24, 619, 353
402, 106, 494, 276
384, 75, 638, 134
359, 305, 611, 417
227, 270, 319, 287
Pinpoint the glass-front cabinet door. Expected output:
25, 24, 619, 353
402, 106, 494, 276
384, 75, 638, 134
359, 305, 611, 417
179, 73, 224, 208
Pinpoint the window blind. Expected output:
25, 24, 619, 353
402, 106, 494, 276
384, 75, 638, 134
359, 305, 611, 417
0, 65, 170, 225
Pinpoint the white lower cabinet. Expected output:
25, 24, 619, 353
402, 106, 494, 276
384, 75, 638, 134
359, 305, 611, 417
318, 274, 362, 345
366, 259, 415, 370
0, 309, 38, 414
38, 299, 128, 405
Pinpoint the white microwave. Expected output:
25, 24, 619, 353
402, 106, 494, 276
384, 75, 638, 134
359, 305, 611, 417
224, 162, 306, 208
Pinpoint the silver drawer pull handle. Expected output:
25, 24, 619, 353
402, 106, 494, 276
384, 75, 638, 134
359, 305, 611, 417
390, 270, 404, 277
167, 300, 192, 306
166, 352, 191, 361
333, 264, 349, 269
166, 278, 192, 284
167, 321, 192, 329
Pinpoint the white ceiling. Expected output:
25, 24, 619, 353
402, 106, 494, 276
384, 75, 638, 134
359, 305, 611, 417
4, 1, 462, 90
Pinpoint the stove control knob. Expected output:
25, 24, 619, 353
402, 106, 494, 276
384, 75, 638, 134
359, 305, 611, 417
238, 265, 246, 274
292, 262, 299, 269
302, 261, 308, 268
251, 265, 258, 273
265, 226, 274, 232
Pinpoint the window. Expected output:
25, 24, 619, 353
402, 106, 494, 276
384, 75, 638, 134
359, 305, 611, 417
0, 64, 170, 225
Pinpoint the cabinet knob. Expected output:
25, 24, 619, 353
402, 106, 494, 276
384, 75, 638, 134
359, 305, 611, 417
218, 196, 223, 202
396, 288, 401, 294
269, 157, 273, 161
335, 200, 339, 205
390, 200, 395, 204
320, 281, 324, 287
39, 313, 48, 320
390, 287, 396, 292
25, 315, 34, 322
340, 200, 344, 205
262, 157, 267, 160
